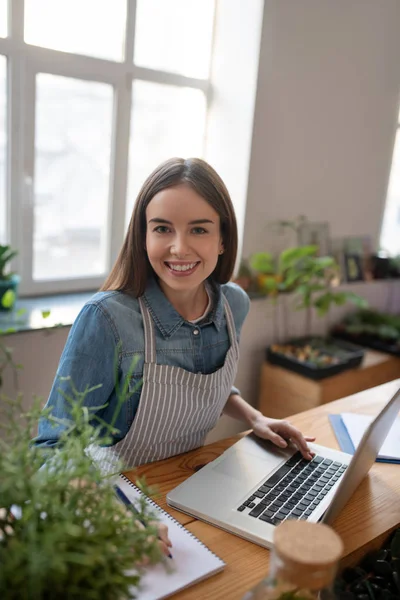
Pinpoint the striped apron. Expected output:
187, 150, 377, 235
102, 295, 239, 469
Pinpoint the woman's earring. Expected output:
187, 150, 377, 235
219, 249, 224, 255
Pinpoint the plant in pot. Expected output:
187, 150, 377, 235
233, 258, 259, 295
0, 244, 20, 311
250, 246, 369, 379
332, 309, 400, 356
0, 374, 164, 599
250, 245, 319, 343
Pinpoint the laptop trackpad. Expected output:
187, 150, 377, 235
212, 448, 280, 486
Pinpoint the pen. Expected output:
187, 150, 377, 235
113, 485, 173, 559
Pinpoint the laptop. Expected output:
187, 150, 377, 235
167, 386, 400, 548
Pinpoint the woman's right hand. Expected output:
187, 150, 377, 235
154, 521, 173, 558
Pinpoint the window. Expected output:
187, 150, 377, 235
33, 75, 113, 280
134, 0, 215, 78
380, 108, 400, 256
126, 81, 206, 221
2, 0, 215, 295
24, 0, 127, 62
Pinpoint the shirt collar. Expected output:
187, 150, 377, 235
142, 277, 225, 338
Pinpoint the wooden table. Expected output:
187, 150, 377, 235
124, 380, 400, 600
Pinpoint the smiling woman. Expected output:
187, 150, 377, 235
35, 156, 314, 477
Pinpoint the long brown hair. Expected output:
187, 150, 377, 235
101, 157, 238, 297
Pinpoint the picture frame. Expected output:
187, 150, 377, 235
329, 237, 346, 282
297, 221, 330, 256
343, 235, 373, 281
343, 253, 365, 282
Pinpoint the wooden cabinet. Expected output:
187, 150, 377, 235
258, 349, 400, 418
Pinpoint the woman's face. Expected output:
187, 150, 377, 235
145, 184, 224, 296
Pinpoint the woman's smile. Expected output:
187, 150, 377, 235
164, 261, 201, 276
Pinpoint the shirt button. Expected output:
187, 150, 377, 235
193, 329, 199, 335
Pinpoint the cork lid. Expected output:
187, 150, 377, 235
273, 521, 344, 589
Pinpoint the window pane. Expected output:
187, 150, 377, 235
33, 74, 113, 281
126, 80, 206, 222
380, 128, 400, 255
25, 0, 127, 61
0, 0, 7, 38
0, 56, 6, 244
134, 0, 215, 78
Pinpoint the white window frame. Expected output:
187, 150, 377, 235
380, 109, 400, 257
0, 0, 212, 296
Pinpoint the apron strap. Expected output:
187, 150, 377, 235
138, 297, 157, 364
223, 297, 239, 351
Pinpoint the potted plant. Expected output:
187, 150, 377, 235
233, 258, 259, 294
333, 528, 400, 598
0, 244, 20, 311
0, 379, 163, 598
250, 246, 368, 379
332, 309, 400, 357
250, 245, 318, 344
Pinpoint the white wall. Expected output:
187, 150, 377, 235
243, 0, 400, 257
1, 327, 70, 412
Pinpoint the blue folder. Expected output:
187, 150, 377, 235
328, 414, 400, 465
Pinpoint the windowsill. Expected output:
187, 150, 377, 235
0, 291, 95, 334
1, 277, 398, 335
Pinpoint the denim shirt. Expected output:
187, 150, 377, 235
34, 278, 250, 448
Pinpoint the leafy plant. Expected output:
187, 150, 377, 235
0, 245, 18, 281
334, 528, 400, 599
0, 376, 163, 599
334, 309, 400, 349
233, 258, 258, 293
0, 244, 20, 311
292, 252, 368, 337
250, 246, 322, 341
250, 246, 368, 340
250, 246, 320, 296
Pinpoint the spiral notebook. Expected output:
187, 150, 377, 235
117, 474, 225, 600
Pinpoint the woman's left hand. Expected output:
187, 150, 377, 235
250, 414, 316, 460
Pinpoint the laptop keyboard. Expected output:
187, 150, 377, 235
236, 452, 347, 525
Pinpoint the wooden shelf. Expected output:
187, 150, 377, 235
258, 349, 400, 418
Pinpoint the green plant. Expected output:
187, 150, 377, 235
0, 245, 18, 281
250, 246, 368, 340
250, 246, 321, 341
233, 258, 258, 293
0, 244, 20, 310
0, 377, 163, 599
293, 252, 368, 337
336, 309, 400, 346
333, 528, 400, 598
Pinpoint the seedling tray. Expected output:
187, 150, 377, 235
266, 336, 364, 380
333, 328, 400, 357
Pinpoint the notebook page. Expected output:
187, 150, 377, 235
116, 474, 225, 600
341, 412, 400, 460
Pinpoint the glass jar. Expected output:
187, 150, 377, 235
242, 520, 343, 600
